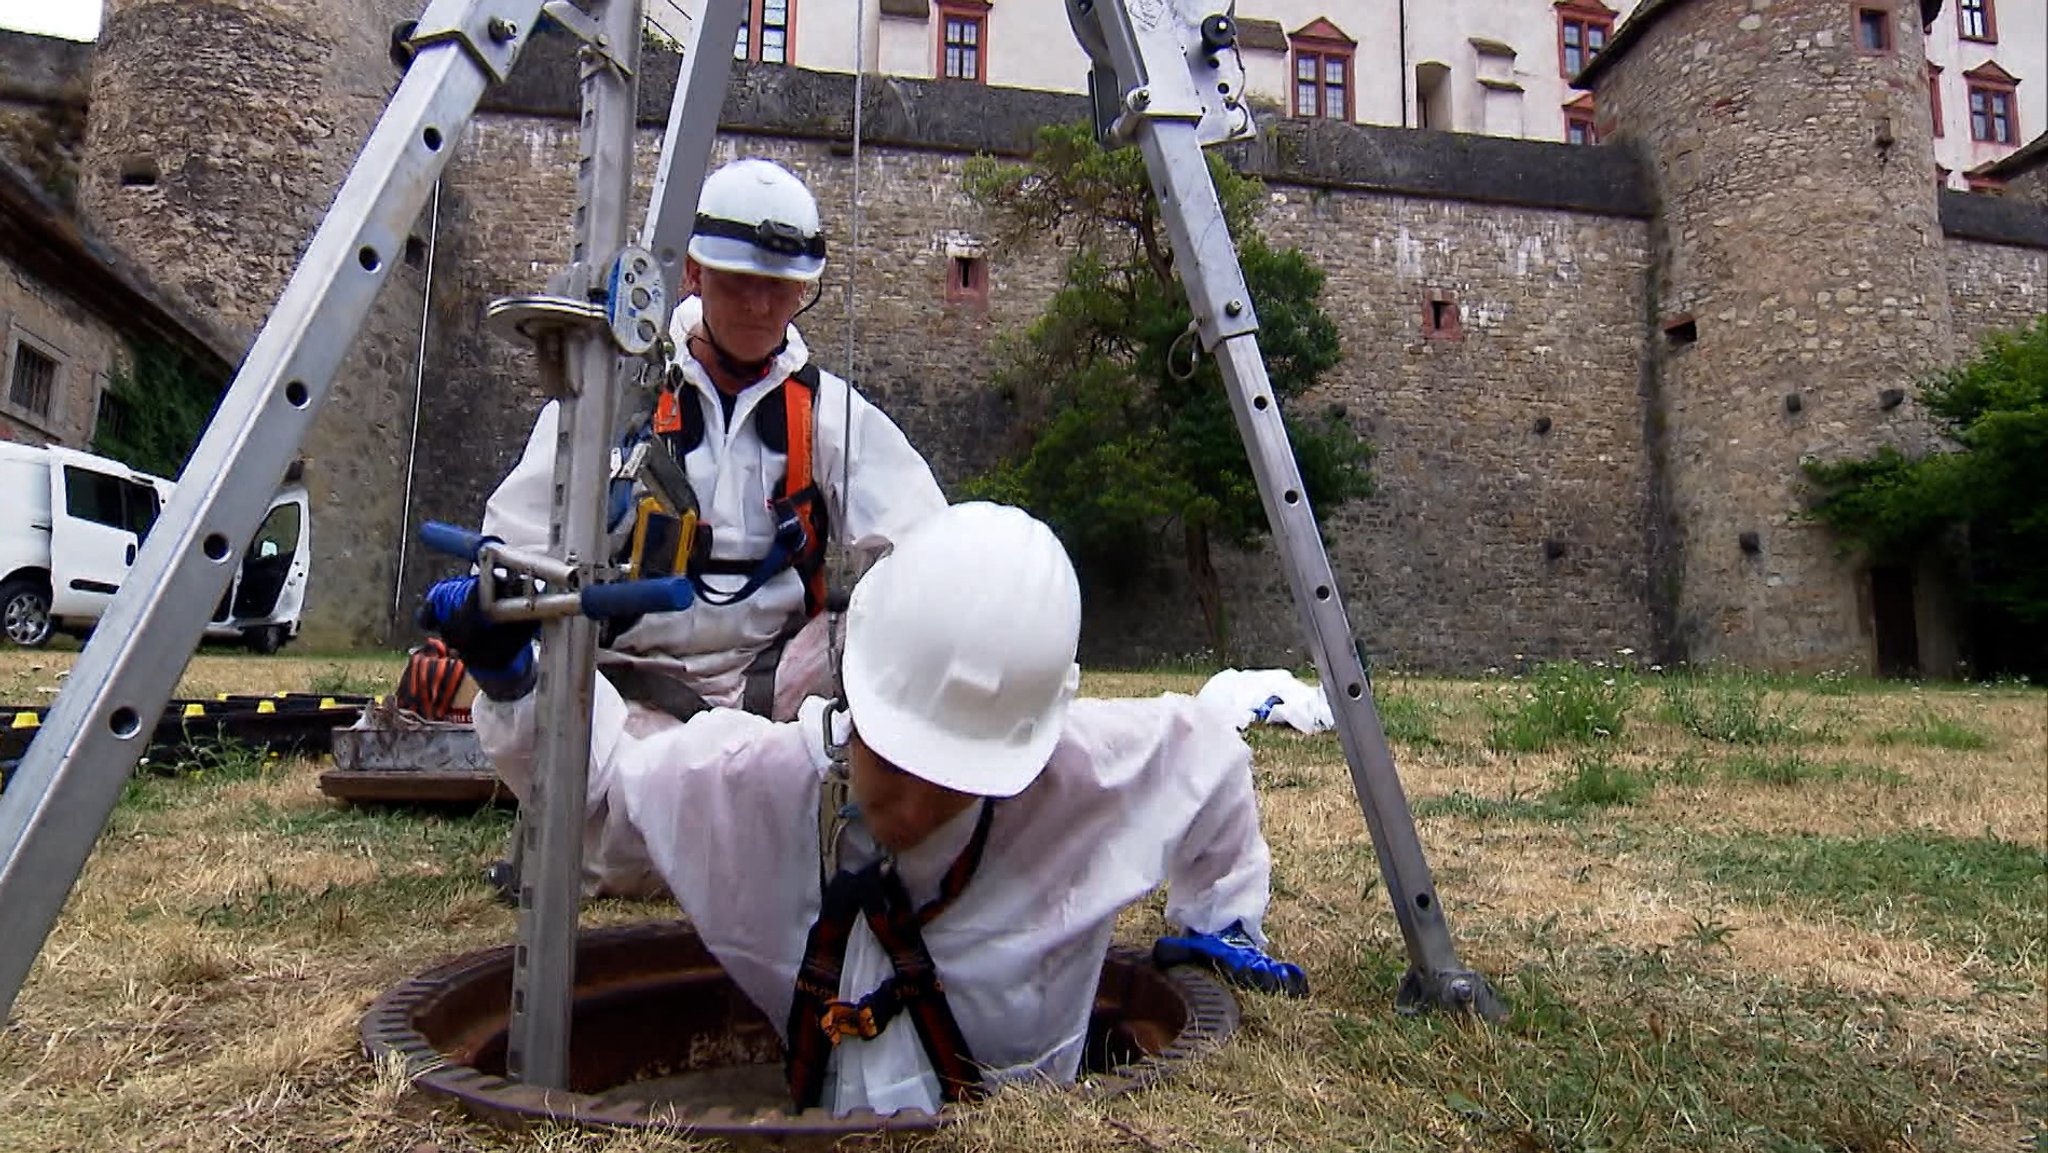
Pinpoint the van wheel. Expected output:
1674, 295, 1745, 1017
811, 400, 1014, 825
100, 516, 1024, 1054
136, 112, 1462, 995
0, 577, 54, 648
244, 624, 288, 655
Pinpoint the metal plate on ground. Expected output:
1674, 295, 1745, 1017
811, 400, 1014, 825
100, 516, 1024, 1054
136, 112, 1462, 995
321, 718, 510, 806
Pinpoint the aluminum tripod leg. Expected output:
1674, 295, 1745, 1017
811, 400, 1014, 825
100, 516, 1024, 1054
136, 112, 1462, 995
0, 0, 548, 1026
638, 0, 746, 305
500, 0, 646, 1089
1084, 1, 1502, 1017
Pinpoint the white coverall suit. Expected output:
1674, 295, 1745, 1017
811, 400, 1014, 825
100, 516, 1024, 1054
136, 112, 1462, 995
472, 678, 1277, 1117
480, 296, 947, 717
477, 297, 946, 896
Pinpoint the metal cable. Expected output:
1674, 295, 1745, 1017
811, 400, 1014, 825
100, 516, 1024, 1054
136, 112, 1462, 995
391, 179, 441, 626
829, 0, 867, 693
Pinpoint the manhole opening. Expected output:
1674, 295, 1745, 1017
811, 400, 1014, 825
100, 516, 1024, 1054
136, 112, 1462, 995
365, 921, 1239, 1135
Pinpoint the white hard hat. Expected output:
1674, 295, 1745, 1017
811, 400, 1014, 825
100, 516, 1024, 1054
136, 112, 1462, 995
688, 158, 826, 282
841, 503, 1083, 798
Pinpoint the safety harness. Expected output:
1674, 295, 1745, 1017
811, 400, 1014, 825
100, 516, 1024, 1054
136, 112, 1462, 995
784, 799, 995, 1110
642, 362, 832, 618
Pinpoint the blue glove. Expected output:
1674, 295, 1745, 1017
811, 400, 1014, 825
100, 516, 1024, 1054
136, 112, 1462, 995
415, 575, 538, 701
1152, 920, 1309, 998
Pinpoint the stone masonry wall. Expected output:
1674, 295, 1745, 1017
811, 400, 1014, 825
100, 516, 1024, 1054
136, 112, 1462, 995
1589, 0, 1958, 673
1946, 239, 2047, 349
78, 0, 433, 647
1087, 193, 1659, 671
415, 116, 1656, 671
2000, 162, 2048, 209
47, 12, 2040, 667
0, 30, 91, 205
403, 33, 1664, 671
0, 257, 125, 448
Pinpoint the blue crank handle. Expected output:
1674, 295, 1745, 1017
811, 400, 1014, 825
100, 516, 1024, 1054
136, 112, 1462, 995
420, 520, 497, 562
579, 577, 695, 619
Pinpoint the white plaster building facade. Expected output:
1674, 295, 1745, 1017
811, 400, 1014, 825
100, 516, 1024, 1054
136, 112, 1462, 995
662, 1, 2039, 185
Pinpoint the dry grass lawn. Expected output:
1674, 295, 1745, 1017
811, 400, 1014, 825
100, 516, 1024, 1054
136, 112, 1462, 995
0, 652, 2041, 1152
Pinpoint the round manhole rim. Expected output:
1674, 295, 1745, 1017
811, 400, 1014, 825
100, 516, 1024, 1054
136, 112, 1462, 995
361, 919, 1241, 1136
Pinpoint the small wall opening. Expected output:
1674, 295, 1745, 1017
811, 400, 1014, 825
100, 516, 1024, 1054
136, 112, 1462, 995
405, 235, 429, 270
946, 253, 988, 307
1663, 314, 1698, 345
118, 157, 160, 188
1423, 291, 1463, 340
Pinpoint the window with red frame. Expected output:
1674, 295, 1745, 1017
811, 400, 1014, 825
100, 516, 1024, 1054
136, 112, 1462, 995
1957, 0, 1996, 42
1288, 21, 1356, 120
1564, 94, 1600, 143
733, 0, 793, 64
1558, 6, 1612, 77
940, 5, 986, 82
1966, 66, 2020, 144
1928, 64, 1943, 136
1293, 50, 1351, 118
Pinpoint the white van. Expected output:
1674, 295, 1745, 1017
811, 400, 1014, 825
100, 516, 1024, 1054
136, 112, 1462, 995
0, 442, 311, 653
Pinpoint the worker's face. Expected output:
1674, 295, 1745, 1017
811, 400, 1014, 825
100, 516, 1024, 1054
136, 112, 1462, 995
847, 732, 978, 855
684, 258, 808, 364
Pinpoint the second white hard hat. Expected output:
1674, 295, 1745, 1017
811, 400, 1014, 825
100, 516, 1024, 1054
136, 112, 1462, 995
840, 502, 1083, 798
688, 158, 826, 282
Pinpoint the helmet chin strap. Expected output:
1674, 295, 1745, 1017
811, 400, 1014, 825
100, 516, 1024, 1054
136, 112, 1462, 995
690, 283, 825, 385
691, 322, 784, 383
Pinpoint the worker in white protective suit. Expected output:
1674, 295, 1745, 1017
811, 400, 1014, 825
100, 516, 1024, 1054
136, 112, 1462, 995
479, 156, 945, 723
468, 158, 946, 898
419, 502, 1308, 1117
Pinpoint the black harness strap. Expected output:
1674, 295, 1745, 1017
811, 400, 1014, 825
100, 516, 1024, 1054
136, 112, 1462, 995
785, 800, 996, 1109
654, 364, 832, 618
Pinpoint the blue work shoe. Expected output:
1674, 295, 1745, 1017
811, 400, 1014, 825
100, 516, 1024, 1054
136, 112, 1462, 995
1152, 920, 1309, 998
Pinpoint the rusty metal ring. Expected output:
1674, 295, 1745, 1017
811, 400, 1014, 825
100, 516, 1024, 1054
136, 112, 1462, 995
360, 920, 1240, 1139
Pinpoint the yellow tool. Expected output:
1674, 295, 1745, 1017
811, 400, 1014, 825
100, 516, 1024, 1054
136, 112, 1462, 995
628, 495, 700, 581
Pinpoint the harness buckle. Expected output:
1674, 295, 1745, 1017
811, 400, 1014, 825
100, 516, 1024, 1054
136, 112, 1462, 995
820, 1000, 880, 1044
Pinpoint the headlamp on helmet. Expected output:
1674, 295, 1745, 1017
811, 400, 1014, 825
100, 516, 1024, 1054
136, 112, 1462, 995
692, 213, 827, 261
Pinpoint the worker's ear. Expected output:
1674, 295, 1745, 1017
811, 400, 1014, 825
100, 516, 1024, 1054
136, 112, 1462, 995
682, 256, 704, 297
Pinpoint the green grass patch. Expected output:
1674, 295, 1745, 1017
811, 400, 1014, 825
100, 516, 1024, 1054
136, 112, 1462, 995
1548, 750, 1651, 808
1327, 948, 1951, 1153
1721, 751, 1908, 787
1414, 788, 1566, 822
307, 663, 396, 697
112, 739, 280, 813
1659, 675, 1816, 745
246, 799, 511, 859
1374, 691, 1449, 749
143, 738, 277, 785
194, 868, 482, 937
1418, 752, 1651, 822
1688, 831, 2048, 962
1487, 663, 1639, 752
1649, 750, 1711, 786
1872, 710, 1991, 751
